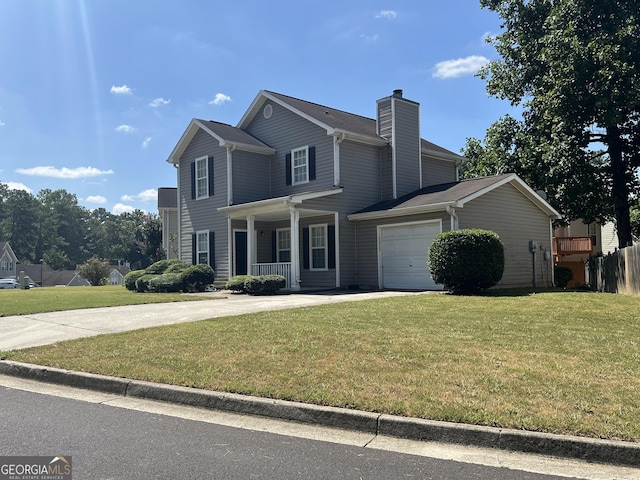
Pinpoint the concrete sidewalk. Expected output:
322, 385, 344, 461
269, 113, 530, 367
0, 290, 425, 351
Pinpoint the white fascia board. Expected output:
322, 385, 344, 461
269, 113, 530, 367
221, 141, 275, 155
331, 129, 388, 146
166, 119, 200, 164
290, 188, 343, 203
348, 202, 456, 221
421, 148, 466, 164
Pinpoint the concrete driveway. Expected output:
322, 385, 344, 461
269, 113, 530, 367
0, 290, 426, 351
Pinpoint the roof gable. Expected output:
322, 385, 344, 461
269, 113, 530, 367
350, 174, 561, 220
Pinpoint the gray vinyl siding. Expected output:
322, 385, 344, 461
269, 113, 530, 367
393, 99, 421, 197
422, 156, 457, 187
380, 146, 394, 201
300, 215, 336, 288
457, 183, 553, 287
353, 212, 450, 289
232, 150, 271, 204
376, 98, 392, 139
178, 129, 230, 281
244, 101, 335, 196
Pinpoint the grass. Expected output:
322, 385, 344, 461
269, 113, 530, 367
0, 285, 206, 316
2, 290, 640, 442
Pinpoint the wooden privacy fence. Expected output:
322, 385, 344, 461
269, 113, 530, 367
591, 243, 640, 294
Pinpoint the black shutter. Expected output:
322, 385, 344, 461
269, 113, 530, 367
271, 231, 277, 263
191, 234, 196, 264
191, 163, 196, 199
328, 225, 336, 269
209, 231, 215, 271
309, 146, 316, 181
285, 153, 292, 185
208, 156, 214, 196
302, 228, 309, 270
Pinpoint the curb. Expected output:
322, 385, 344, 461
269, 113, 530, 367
1, 360, 638, 468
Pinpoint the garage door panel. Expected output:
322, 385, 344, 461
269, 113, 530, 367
381, 223, 441, 290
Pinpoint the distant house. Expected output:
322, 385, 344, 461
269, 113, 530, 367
109, 265, 131, 286
158, 187, 179, 260
164, 89, 561, 290
0, 242, 18, 279
553, 220, 622, 284
18, 263, 90, 287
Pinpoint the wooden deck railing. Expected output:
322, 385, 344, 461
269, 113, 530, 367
553, 236, 593, 256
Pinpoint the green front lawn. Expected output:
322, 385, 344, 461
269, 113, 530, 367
2, 290, 639, 442
0, 285, 206, 317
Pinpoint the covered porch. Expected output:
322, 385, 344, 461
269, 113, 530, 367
218, 189, 342, 290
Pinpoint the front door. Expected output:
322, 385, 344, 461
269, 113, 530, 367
234, 231, 247, 276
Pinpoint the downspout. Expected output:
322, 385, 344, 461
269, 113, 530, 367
174, 163, 181, 260
446, 205, 458, 231
333, 133, 345, 187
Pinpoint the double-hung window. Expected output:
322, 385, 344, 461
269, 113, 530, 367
195, 156, 209, 199
277, 228, 291, 262
292, 147, 309, 185
310, 224, 327, 270
196, 230, 209, 265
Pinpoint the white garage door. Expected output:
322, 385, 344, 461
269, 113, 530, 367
380, 222, 441, 290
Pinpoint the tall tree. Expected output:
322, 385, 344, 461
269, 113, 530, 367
479, 0, 640, 246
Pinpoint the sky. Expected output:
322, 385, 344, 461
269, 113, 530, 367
0, 0, 517, 214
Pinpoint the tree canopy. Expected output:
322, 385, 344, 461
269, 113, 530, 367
0, 183, 164, 270
469, 0, 640, 246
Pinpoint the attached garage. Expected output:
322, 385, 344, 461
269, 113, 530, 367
378, 221, 442, 290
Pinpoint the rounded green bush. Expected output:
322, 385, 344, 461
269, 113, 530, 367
124, 270, 146, 291
428, 229, 504, 295
145, 259, 183, 275
134, 274, 156, 293
149, 273, 183, 293
244, 275, 286, 295
180, 264, 215, 292
554, 265, 573, 288
225, 275, 255, 293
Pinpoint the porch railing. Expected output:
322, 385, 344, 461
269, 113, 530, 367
251, 262, 292, 288
553, 236, 593, 256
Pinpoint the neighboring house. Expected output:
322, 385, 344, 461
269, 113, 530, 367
158, 187, 179, 260
165, 89, 561, 291
18, 263, 91, 287
109, 265, 132, 286
553, 220, 620, 284
0, 242, 18, 279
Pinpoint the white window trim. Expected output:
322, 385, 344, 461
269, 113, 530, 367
292, 146, 309, 185
196, 230, 209, 265
277, 227, 291, 263
195, 155, 209, 200
309, 223, 328, 271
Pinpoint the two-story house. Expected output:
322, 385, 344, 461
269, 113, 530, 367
165, 89, 561, 291
0, 242, 18, 279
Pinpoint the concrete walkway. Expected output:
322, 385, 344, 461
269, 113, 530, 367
0, 290, 425, 351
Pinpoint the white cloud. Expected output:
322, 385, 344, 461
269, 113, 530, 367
115, 124, 135, 133
137, 188, 158, 202
6, 182, 32, 193
209, 93, 231, 106
110, 85, 133, 95
112, 203, 136, 215
360, 34, 379, 42
142, 136, 152, 148
433, 55, 490, 79
16, 166, 114, 179
375, 10, 397, 19
86, 195, 107, 204
0, 120, 5, 127
149, 97, 170, 107
121, 189, 157, 203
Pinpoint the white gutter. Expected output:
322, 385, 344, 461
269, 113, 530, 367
446, 205, 459, 231
348, 201, 457, 221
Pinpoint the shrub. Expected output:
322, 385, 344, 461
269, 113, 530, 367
77, 257, 111, 286
164, 262, 191, 274
428, 229, 504, 295
181, 264, 215, 292
554, 265, 573, 288
135, 274, 156, 293
149, 273, 183, 293
244, 275, 286, 295
225, 275, 255, 293
145, 259, 183, 275
124, 270, 146, 291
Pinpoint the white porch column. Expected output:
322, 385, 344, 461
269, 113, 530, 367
289, 206, 301, 291
246, 215, 255, 275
